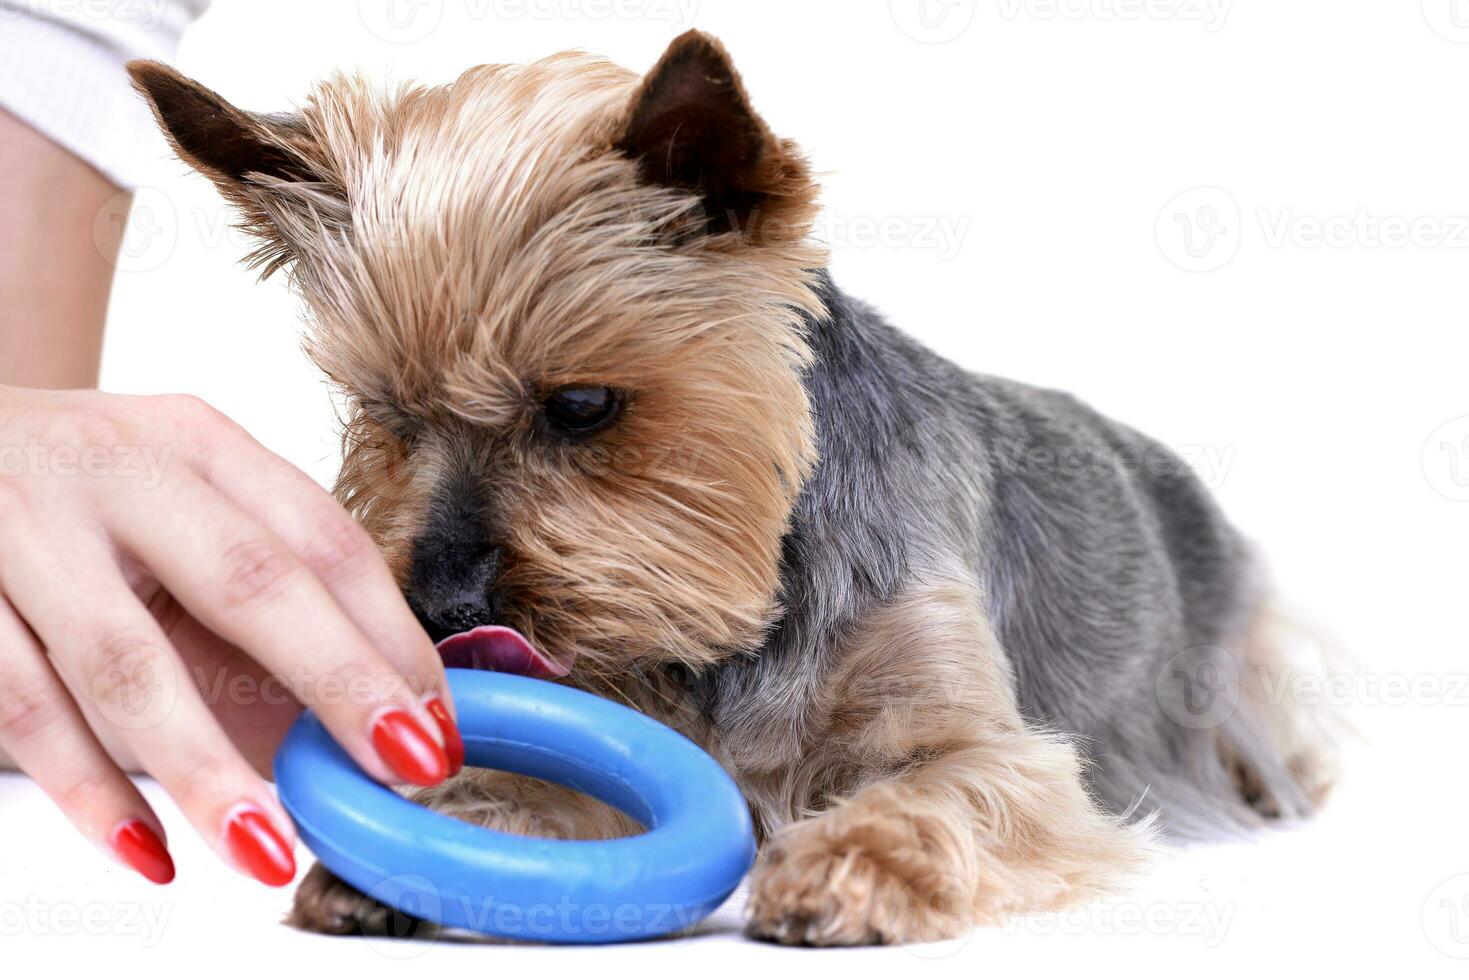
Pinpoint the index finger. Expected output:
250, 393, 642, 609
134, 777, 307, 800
138, 396, 451, 702
100, 468, 451, 789
183, 414, 461, 772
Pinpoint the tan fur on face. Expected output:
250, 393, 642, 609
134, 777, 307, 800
230, 53, 827, 676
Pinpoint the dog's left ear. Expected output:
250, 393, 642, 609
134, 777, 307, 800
617, 31, 816, 244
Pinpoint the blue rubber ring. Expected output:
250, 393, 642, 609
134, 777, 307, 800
274, 669, 755, 943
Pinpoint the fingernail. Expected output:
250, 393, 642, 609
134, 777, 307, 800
110, 819, 175, 885
425, 697, 464, 776
224, 806, 296, 887
371, 708, 448, 786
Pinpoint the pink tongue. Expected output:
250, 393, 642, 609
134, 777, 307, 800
434, 625, 570, 679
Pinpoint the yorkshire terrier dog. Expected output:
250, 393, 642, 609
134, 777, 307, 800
128, 32, 1330, 945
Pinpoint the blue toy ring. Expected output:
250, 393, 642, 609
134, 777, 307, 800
274, 669, 755, 943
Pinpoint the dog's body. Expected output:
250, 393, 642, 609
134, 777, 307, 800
130, 32, 1329, 945
707, 273, 1317, 834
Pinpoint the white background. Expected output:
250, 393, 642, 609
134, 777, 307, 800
4, 0, 1469, 974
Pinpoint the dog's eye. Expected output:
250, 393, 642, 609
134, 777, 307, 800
542, 385, 620, 436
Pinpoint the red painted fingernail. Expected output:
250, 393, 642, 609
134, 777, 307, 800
371, 709, 448, 786
426, 697, 464, 776
224, 807, 296, 887
110, 819, 175, 885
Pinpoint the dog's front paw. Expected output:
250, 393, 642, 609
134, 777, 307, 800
286, 861, 433, 939
744, 806, 971, 946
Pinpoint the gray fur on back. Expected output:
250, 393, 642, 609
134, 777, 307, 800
705, 272, 1312, 837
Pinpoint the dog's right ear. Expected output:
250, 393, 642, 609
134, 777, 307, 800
127, 61, 342, 275
126, 61, 323, 189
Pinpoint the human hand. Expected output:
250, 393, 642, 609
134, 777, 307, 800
0, 385, 463, 886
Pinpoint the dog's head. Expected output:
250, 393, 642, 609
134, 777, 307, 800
130, 32, 826, 681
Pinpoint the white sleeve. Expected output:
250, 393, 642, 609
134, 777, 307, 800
0, 0, 211, 190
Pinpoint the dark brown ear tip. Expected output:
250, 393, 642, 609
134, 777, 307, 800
659, 29, 734, 71
678, 29, 731, 57
667, 28, 717, 49
668, 28, 719, 50
125, 59, 172, 88
124, 60, 196, 109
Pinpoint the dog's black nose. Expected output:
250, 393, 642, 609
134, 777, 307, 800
408, 544, 505, 643
405, 473, 507, 643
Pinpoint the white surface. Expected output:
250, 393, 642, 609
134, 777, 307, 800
0, 740, 1455, 974
6, 0, 1469, 972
